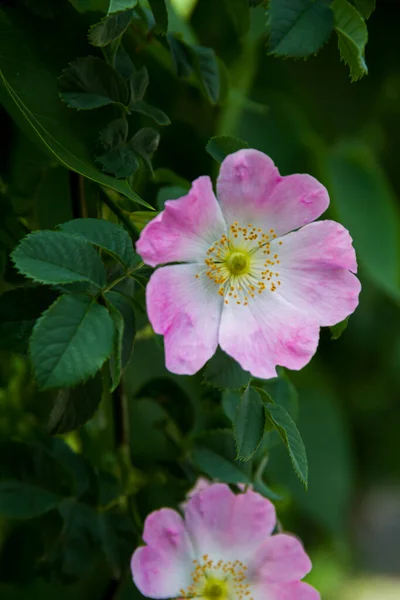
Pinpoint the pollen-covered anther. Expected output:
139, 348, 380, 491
181, 556, 252, 600
197, 222, 281, 306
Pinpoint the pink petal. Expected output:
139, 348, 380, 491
146, 264, 223, 375
251, 582, 320, 600
143, 508, 194, 557
219, 294, 320, 379
277, 220, 357, 272
136, 176, 226, 267
217, 149, 329, 236
273, 221, 361, 326
249, 534, 312, 584
131, 509, 195, 599
184, 484, 276, 563
131, 546, 192, 599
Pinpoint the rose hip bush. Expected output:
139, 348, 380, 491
2, 2, 400, 600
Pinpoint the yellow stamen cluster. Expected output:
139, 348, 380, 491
195, 222, 282, 306
180, 554, 252, 600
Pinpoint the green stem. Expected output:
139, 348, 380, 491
101, 272, 130, 296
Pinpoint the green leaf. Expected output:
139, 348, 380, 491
221, 390, 241, 423
99, 118, 129, 150
191, 45, 220, 104
97, 146, 140, 179
106, 291, 135, 390
330, 317, 349, 340
267, 0, 334, 58
223, 0, 250, 37
0, 482, 61, 518
192, 430, 252, 484
89, 10, 134, 47
59, 56, 129, 110
106, 291, 135, 368
167, 36, 220, 103
68, 0, 109, 11
115, 43, 135, 78
206, 135, 249, 163
12, 231, 106, 289
128, 67, 149, 103
59, 218, 136, 270
352, 0, 375, 19
48, 375, 103, 434
107, 302, 124, 390
326, 142, 400, 301
0, 5, 149, 208
0, 287, 58, 353
30, 294, 114, 389
332, 0, 368, 81
234, 386, 265, 461
108, 0, 137, 12
148, 0, 168, 34
203, 348, 251, 390
131, 100, 171, 125
257, 388, 308, 487
167, 35, 193, 78
129, 127, 160, 174
261, 371, 299, 419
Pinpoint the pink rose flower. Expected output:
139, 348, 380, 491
137, 149, 360, 377
131, 483, 320, 600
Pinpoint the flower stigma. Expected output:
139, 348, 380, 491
226, 251, 250, 276
196, 222, 283, 306
180, 555, 252, 600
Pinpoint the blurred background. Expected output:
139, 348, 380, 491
1, 0, 400, 599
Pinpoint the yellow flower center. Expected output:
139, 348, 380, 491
196, 222, 283, 306
226, 251, 250, 276
202, 579, 228, 600
180, 555, 253, 600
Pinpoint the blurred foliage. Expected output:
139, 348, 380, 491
1, 1, 400, 599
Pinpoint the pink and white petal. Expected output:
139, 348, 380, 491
275, 220, 357, 273
184, 484, 276, 564
251, 582, 320, 600
228, 489, 276, 561
136, 176, 226, 267
270, 221, 361, 327
216, 150, 329, 236
131, 545, 193, 599
142, 508, 195, 560
248, 534, 311, 585
264, 174, 330, 236
219, 295, 320, 379
146, 264, 223, 375
276, 267, 361, 327
184, 483, 236, 561
216, 149, 279, 228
